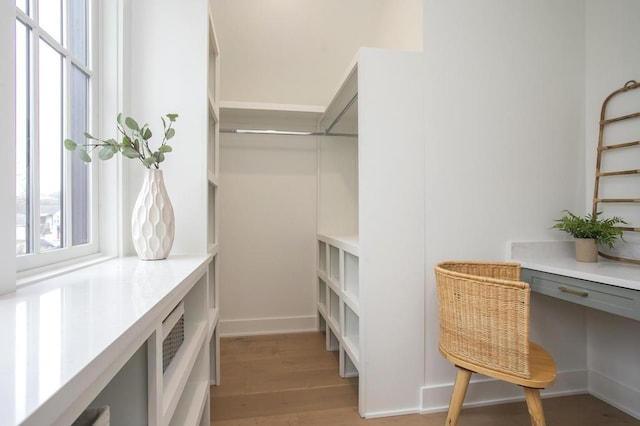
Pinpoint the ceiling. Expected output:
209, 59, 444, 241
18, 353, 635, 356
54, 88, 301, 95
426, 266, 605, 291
210, 0, 422, 108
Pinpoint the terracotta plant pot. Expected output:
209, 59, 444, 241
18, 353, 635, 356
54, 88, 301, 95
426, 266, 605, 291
574, 238, 598, 263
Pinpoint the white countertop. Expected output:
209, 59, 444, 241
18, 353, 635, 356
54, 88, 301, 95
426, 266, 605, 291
510, 241, 640, 291
0, 255, 210, 426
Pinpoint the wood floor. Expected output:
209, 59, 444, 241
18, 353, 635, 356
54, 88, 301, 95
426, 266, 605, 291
210, 332, 639, 425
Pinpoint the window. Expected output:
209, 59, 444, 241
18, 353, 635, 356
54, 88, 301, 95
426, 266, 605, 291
16, 0, 98, 271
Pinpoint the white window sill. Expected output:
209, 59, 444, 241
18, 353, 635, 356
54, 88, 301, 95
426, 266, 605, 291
17, 253, 117, 288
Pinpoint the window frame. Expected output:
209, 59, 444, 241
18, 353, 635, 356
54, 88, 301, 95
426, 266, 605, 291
16, 0, 102, 275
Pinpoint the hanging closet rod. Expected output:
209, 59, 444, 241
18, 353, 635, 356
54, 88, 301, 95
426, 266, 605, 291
219, 92, 359, 137
220, 128, 357, 137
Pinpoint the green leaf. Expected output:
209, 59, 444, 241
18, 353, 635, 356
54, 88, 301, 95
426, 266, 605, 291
165, 128, 175, 140
84, 131, 96, 140
143, 156, 157, 167
64, 139, 77, 151
117, 113, 124, 125
98, 146, 116, 160
122, 146, 140, 159
122, 135, 132, 147
106, 138, 118, 146
155, 152, 165, 163
79, 150, 92, 163
125, 117, 139, 131
143, 127, 152, 140
166, 113, 178, 122
159, 144, 172, 153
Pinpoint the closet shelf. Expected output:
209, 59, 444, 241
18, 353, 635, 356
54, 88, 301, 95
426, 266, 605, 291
317, 233, 359, 256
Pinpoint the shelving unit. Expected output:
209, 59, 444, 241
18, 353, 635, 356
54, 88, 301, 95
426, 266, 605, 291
207, 3, 221, 393
87, 259, 215, 426
316, 48, 425, 417
154, 273, 210, 425
317, 235, 361, 378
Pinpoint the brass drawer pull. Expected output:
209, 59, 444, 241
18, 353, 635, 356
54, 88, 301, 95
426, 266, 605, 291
558, 286, 589, 297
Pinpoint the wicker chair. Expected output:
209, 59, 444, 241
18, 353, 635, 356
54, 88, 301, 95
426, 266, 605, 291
434, 261, 556, 426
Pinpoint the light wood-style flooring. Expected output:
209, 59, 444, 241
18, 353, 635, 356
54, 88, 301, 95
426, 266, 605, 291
210, 332, 639, 425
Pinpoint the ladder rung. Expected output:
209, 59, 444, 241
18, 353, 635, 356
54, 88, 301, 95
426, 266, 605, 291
599, 140, 640, 151
601, 111, 640, 125
597, 169, 640, 177
619, 226, 640, 232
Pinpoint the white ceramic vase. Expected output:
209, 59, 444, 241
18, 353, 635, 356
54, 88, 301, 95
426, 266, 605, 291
131, 169, 175, 260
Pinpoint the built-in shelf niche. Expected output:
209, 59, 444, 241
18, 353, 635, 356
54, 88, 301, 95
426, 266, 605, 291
318, 240, 327, 274
318, 278, 327, 311
344, 251, 359, 300
207, 109, 218, 180
327, 325, 340, 352
207, 184, 217, 250
208, 258, 217, 312
329, 245, 340, 283
343, 303, 359, 357
328, 287, 340, 327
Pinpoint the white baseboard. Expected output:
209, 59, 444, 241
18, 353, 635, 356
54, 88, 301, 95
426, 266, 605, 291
420, 368, 588, 414
218, 315, 317, 337
589, 370, 640, 420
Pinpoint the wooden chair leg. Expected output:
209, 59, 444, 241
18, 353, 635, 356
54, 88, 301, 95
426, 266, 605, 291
446, 367, 472, 426
523, 387, 546, 426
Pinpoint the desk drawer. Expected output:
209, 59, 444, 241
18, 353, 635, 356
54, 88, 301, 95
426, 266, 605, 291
521, 268, 640, 321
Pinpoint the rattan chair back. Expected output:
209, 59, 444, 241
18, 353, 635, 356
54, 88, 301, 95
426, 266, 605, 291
435, 261, 531, 379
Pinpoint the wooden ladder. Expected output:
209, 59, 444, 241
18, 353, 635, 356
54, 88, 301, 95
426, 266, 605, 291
592, 79, 640, 264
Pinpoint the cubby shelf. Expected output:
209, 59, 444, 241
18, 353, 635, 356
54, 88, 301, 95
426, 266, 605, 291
316, 234, 361, 376
168, 342, 210, 426
163, 321, 208, 422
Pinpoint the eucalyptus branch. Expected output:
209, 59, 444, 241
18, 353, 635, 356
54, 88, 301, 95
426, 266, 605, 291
64, 113, 179, 169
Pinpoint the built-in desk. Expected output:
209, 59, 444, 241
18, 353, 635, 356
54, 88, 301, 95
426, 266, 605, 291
0, 255, 217, 426
511, 241, 640, 320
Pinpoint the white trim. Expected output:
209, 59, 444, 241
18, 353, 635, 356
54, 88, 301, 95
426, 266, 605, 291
420, 368, 588, 414
218, 315, 317, 337
589, 370, 640, 420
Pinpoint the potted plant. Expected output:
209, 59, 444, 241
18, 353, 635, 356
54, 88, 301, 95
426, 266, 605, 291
552, 210, 626, 262
64, 113, 179, 260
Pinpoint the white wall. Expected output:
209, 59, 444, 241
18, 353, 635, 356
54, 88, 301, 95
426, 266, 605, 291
421, 0, 588, 410
125, 0, 208, 256
584, 1, 640, 418
318, 137, 359, 236
0, 1, 16, 294
210, 0, 422, 107
218, 133, 318, 335
371, 0, 423, 52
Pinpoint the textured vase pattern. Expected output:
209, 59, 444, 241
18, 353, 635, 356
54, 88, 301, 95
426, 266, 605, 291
132, 169, 175, 260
